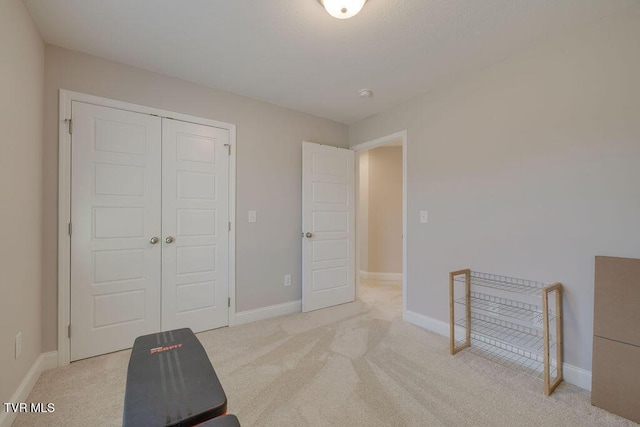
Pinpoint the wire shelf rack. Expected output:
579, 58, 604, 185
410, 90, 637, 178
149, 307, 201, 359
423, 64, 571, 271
449, 268, 564, 395
455, 292, 554, 328
453, 271, 546, 296
456, 338, 559, 381
456, 313, 556, 356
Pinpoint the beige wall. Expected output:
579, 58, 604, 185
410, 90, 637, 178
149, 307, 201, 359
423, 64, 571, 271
367, 146, 403, 274
42, 46, 348, 352
349, 4, 640, 372
357, 151, 369, 272
0, 0, 44, 403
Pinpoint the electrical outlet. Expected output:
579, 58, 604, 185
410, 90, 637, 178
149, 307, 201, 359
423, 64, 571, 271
284, 274, 292, 287
15, 332, 22, 359
248, 210, 257, 223
420, 210, 428, 223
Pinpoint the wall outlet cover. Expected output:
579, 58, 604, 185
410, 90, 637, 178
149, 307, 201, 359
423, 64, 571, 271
284, 274, 292, 287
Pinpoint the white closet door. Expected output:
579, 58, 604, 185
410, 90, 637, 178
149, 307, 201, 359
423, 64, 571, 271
70, 101, 162, 361
161, 119, 230, 332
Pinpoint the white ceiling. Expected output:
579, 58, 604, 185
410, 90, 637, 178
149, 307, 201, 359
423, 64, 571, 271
24, 0, 636, 124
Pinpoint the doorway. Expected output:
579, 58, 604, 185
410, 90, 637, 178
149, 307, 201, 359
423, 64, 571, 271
352, 131, 407, 316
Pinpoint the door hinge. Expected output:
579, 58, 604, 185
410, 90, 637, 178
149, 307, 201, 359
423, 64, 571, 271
68, 222, 72, 236
65, 118, 73, 134
68, 325, 71, 338
228, 297, 231, 308
228, 221, 231, 232
224, 143, 231, 156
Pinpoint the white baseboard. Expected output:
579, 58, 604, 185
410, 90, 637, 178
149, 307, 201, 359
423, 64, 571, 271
40, 351, 58, 372
234, 300, 302, 325
404, 310, 592, 391
404, 309, 450, 337
562, 363, 592, 391
0, 351, 58, 427
359, 271, 403, 281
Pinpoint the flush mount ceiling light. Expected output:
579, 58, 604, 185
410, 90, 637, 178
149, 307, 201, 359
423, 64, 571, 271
318, 0, 367, 19
359, 88, 373, 98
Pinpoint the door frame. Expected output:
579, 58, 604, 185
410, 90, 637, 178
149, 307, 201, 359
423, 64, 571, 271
57, 90, 237, 366
351, 130, 407, 318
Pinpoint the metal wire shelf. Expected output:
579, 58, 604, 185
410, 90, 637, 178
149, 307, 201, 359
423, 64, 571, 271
456, 338, 559, 381
453, 271, 545, 296
456, 314, 556, 357
455, 291, 554, 328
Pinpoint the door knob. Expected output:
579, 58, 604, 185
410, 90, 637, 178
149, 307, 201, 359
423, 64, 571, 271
165, 236, 174, 244
305, 232, 313, 238
150, 237, 159, 244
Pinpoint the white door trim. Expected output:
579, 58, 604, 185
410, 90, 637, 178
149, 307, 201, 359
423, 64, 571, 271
351, 130, 408, 318
57, 89, 237, 366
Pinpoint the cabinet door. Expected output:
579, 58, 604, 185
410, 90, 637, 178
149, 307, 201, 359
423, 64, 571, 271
594, 256, 640, 345
161, 119, 230, 332
70, 102, 162, 361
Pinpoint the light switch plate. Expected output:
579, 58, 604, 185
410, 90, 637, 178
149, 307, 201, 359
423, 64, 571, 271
420, 210, 428, 223
248, 211, 257, 223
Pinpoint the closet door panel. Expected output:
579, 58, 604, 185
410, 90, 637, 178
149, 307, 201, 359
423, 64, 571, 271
70, 102, 162, 361
161, 119, 230, 332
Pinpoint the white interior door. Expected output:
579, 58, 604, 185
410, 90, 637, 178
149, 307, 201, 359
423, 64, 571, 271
302, 141, 355, 312
70, 101, 162, 361
161, 119, 230, 332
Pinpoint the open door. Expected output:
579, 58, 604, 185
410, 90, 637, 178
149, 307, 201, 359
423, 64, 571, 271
302, 141, 355, 312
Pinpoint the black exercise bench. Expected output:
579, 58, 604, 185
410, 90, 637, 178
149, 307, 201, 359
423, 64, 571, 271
123, 328, 239, 426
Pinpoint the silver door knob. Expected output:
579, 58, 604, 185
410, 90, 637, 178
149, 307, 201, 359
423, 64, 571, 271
305, 232, 313, 238
165, 236, 174, 244
150, 237, 159, 244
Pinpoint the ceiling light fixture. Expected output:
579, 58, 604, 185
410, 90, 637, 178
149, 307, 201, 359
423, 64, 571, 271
359, 88, 373, 98
318, 0, 367, 19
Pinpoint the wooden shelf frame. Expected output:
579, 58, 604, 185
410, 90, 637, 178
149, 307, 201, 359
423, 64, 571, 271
449, 269, 471, 355
542, 282, 563, 395
449, 268, 563, 396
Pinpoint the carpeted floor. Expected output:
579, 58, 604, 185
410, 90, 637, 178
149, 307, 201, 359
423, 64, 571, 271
14, 279, 636, 426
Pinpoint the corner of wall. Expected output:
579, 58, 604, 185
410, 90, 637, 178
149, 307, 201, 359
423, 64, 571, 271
0, 0, 46, 407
